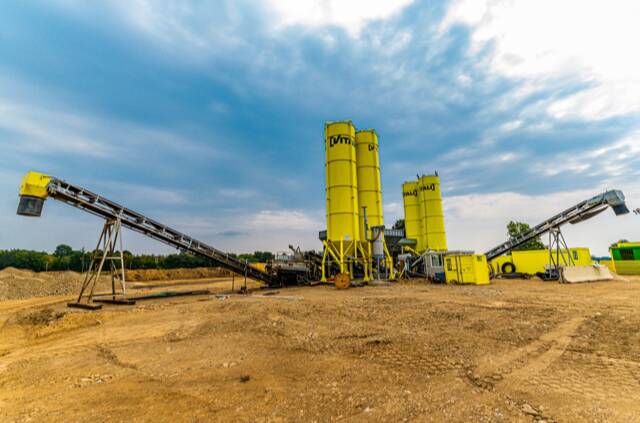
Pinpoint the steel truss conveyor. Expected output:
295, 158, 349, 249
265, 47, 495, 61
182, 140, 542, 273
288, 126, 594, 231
17, 172, 277, 308
484, 189, 629, 262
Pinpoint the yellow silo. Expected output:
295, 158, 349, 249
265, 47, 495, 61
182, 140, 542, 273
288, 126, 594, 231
419, 174, 447, 251
322, 121, 370, 281
355, 129, 383, 238
402, 181, 424, 252
325, 121, 360, 242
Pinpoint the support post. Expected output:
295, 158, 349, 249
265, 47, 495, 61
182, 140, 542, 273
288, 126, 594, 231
68, 217, 135, 309
320, 241, 329, 282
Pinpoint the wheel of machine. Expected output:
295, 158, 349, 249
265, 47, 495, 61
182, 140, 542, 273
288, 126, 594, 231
502, 262, 516, 274
335, 272, 350, 289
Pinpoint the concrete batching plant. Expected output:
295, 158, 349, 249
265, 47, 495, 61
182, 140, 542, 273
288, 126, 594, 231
320, 121, 395, 284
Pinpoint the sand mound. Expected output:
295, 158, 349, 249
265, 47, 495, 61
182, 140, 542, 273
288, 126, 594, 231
0, 267, 233, 300
0, 267, 88, 300
125, 267, 233, 282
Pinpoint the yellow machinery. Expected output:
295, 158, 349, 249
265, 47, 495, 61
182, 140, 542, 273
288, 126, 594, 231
490, 248, 592, 275
599, 259, 616, 274
321, 121, 370, 282
402, 180, 424, 252
419, 174, 447, 251
17, 171, 52, 216
444, 253, 490, 285
609, 242, 640, 275
355, 129, 394, 279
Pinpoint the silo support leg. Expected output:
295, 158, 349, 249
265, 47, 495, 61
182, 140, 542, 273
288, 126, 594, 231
326, 242, 341, 267
350, 241, 356, 279
384, 243, 396, 280
320, 241, 329, 282
340, 240, 345, 274
357, 243, 371, 281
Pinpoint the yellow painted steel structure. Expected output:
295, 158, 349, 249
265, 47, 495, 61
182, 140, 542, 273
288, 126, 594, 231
322, 121, 370, 282
444, 254, 490, 285
355, 129, 395, 280
325, 121, 360, 242
402, 181, 424, 252
600, 259, 616, 274
249, 262, 268, 273
419, 174, 447, 251
19, 171, 51, 199
355, 129, 383, 237
490, 248, 592, 275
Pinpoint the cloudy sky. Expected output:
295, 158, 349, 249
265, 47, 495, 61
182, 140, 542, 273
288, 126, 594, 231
0, 0, 638, 256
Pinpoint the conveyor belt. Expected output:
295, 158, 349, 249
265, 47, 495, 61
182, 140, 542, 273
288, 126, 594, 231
39, 177, 278, 286
485, 190, 629, 261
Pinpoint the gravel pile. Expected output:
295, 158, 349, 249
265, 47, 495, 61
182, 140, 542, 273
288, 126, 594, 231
0, 267, 233, 300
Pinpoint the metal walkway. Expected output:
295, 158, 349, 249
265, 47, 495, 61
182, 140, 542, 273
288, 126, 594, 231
41, 177, 277, 286
484, 190, 629, 261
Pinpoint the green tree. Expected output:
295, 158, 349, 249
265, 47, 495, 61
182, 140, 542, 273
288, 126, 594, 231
392, 219, 405, 230
54, 244, 73, 257
252, 251, 274, 262
507, 221, 545, 250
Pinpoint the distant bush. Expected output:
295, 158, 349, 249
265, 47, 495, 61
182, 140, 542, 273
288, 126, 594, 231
0, 245, 273, 272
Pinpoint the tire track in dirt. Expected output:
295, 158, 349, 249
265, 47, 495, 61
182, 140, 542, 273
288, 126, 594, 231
465, 317, 586, 423
471, 317, 584, 387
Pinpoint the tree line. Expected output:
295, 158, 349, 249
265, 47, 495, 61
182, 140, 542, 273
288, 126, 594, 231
0, 244, 274, 273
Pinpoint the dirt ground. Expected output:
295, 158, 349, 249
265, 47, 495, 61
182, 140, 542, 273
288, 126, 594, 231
1, 275, 640, 422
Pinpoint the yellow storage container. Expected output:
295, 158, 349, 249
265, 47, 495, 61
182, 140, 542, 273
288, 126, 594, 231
325, 121, 360, 242
355, 129, 383, 239
402, 181, 424, 252
490, 248, 592, 275
445, 254, 490, 285
419, 174, 447, 251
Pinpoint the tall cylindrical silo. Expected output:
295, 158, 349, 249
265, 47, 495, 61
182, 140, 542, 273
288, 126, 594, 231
419, 174, 447, 251
355, 129, 383, 240
402, 180, 424, 251
325, 121, 360, 243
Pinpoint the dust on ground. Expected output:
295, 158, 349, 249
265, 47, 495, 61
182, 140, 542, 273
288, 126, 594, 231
1, 275, 639, 422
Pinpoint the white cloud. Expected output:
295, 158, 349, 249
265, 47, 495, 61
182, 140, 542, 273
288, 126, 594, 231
530, 132, 640, 178
442, 0, 640, 120
250, 210, 319, 231
499, 120, 522, 132
266, 0, 415, 35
